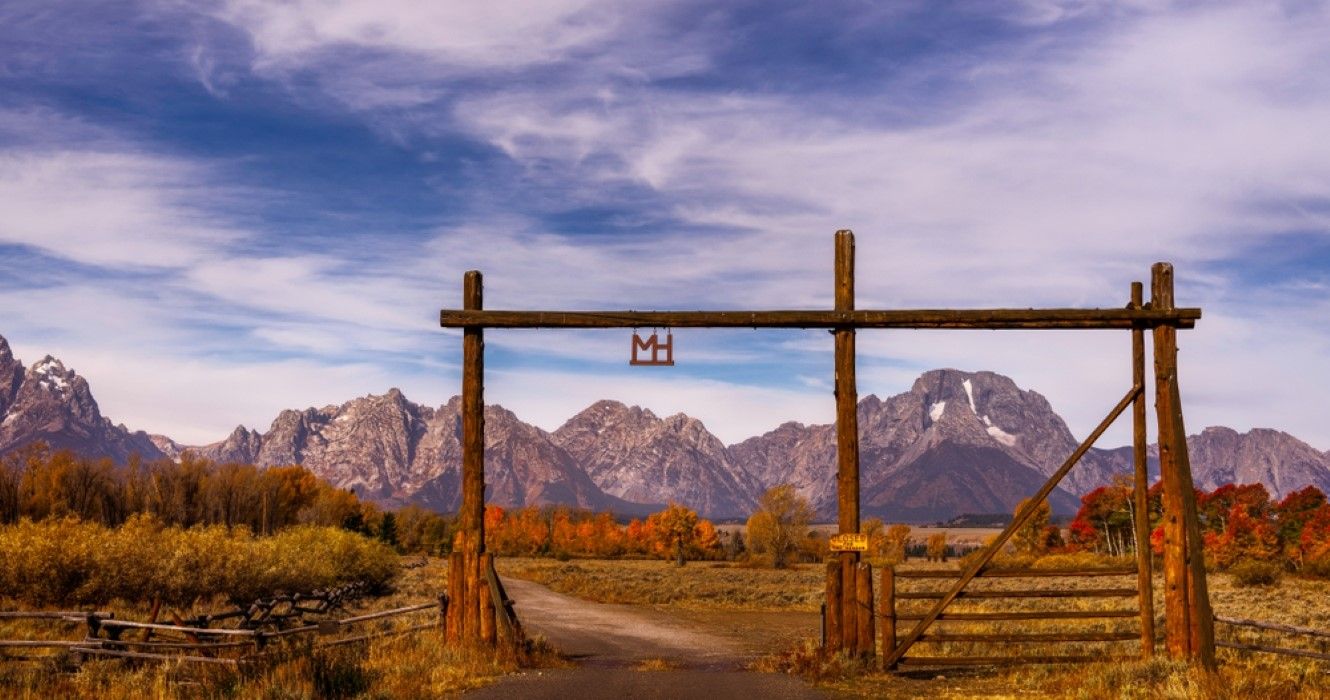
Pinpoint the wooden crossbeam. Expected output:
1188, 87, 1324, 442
440, 308, 1199, 330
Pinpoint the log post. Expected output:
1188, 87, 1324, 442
446, 544, 464, 643
881, 566, 896, 670
842, 554, 858, 654
825, 559, 842, 655
856, 562, 874, 660
1130, 282, 1155, 659
479, 553, 497, 645
832, 230, 860, 654
1151, 263, 1215, 670
460, 270, 490, 645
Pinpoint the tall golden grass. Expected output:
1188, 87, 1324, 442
0, 514, 398, 607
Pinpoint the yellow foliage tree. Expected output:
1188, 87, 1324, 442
746, 484, 815, 568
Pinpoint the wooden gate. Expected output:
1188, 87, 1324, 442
882, 565, 1143, 668
440, 231, 1215, 668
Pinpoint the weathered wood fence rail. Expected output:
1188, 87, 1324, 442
880, 565, 1145, 669
1215, 616, 1330, 663
0, 600, 447, 667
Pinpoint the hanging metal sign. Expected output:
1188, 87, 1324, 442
630, 331, 674, 366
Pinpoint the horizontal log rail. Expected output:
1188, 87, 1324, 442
917, 631, 1139, 643
82, 637, 257, 650
440, 308, 1200, 330
0, 611, 111, 621
2, 600, 444, 667
0, 640, 93, 648
898, 654, 1137, 667
1215, 616, 1330, 640
895, 610, 1139, 622
70, 647, 242, 666
338, 603, 438, 625
894, 567, 1136, 579
896, 587, 1138, 600
98, 620, 259, 637
1216, 640, 1330, 662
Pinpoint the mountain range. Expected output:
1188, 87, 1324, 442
3, 333, 1329, 521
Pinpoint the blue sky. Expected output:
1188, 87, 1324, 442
1, 1, 1328, 450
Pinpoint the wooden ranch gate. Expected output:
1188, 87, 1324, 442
438, 231, 1215, 670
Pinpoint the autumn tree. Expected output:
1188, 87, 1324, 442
649, 503, 701, 567
745, 484, 815, 568
926, 532, 948, 562
1067, 483, 1135, 555
882, 524, 912, 564
1013, 497, 1052, 555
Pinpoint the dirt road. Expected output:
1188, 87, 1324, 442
463, 578, 832, 699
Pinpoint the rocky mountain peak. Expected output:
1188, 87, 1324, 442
0, 335, 163, 463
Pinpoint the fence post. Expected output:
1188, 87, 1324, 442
825, 559, 842, 655
881, 566, 896, 671
841, 554, 858, 654
1152, 262, 1216, 671
856, 562, 874, 660
1130, 281, 1155, 659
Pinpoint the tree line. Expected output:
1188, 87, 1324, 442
1024, 478, 1330, 577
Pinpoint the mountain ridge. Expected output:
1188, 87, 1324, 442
2, 333, 1328, 521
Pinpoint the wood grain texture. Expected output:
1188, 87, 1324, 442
440, 307, 1201, 329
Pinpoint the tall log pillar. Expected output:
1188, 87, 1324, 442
447, 270, 495, 646
1130, 282, 1155, 658
1151, 263, 1215, 670
828, 230, 863, 655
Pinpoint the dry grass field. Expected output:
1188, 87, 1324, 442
0, 557, 555, 699
500, 555, 1330, 698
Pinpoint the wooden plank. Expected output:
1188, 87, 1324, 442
1217, 616, 1330, 639
881, 566, 896, 671
894, 567, 1136, 578
856, 562, 874, 660
917, 631, 1139, 643
825, 559, 842, 654
896, 588, 1138, 600
896, 610, 1138, 622
898, 654, 1134, 667
882, 384, 1141, 670
439, 308, 1201, 330
1131, 281, 1155, 660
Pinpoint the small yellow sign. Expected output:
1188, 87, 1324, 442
829, 533, 869, 552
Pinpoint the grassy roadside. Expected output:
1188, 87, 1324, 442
499, 556, 1330, 698
1, 557, 553, 699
